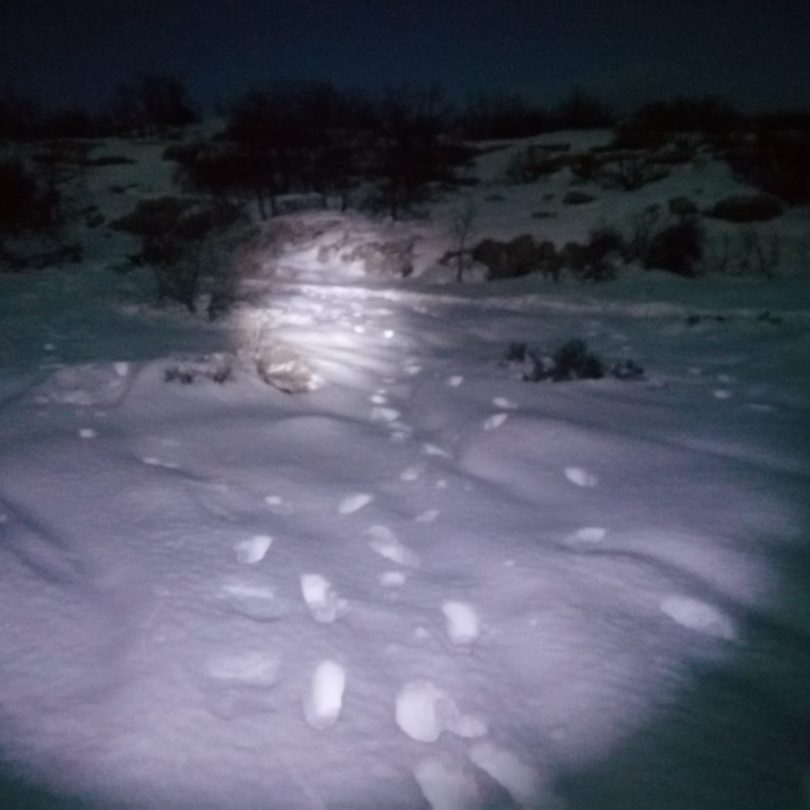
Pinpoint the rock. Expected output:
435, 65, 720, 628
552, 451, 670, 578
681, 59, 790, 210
255, 343, 322, 393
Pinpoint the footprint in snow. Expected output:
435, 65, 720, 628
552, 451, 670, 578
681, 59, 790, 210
564, 467, 598, 488
303, 659, 346, 729
565, 526, 607, 549
422, 443, 451, 459
142, 456, 180, 470
395, 681, 488, 743
400, 464, 425, 482
468, 742, 541, 808
659, 595, 736, 640
442, 601, 480, 645
338, 493, 373, 515
371, 406, 401, 422
78, 428, 97, 439
412, 757, 481, 810
713, 388, 733, 400
492, 397, 517, 410
483, 413, 509, 431
234, 535, 273, 565
264, 494, 293, 515
218, 581, 289, 621
369, 393, 388, 405
206, 651, 282, 687
366, 525, 420, 568
447, 375, 464, 387
415, 509, 440, 524
379, 571, 407, 587
301, 573, 346, 623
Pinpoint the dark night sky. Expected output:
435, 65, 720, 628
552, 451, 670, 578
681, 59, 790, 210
2, 0, 810, 113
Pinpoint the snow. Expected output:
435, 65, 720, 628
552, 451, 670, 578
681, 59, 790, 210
1, 129, 810, 809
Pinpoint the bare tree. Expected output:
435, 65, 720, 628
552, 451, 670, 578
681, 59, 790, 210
372, 85, 454, 219
111, 74, 198, 136
450, 194, 477, 281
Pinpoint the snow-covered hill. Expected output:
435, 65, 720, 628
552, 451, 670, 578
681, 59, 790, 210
1, 128, 810, 809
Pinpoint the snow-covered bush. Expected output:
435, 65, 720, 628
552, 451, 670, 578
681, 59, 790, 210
164, 353, 234, 384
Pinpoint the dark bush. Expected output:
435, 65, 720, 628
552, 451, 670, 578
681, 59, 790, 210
705, 193, 783, 223
555, 90, 614, 129
552, 339, 604, 381
110, 74, 198, 136
609, 127, 669, 151
561, 228, 623, 282
562, 191, 595, 205
472, 235, 560, 280
570, 153, 600, 181
0, 161, 47, 232
506, 149, 575, 183
109, 197, 197, 237
597, 158, 669, 191
508, 339, 644, 383
669, 196, 698, 216
457, 93, 553, 139
643, 217, 704, 276
627, 96, 744, 136
81, 155, 136, 167
113, 197, 243, 312
728, 130, 810, 204
149, 244, 202, 312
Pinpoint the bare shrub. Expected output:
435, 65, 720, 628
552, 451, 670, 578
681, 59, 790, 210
704, 228, 780, 277
643, 217, 704, 276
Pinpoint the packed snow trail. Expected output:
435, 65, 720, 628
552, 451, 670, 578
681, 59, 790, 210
1, 266, 810, 809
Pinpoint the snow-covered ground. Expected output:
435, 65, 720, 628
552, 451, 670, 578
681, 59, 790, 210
1, 131, 810, 809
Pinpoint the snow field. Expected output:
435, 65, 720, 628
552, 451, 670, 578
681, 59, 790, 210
0, 127, 809, 808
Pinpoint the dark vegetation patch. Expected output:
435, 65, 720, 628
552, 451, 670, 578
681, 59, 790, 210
704, 193, 783, 223
506, 339, 644, 382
